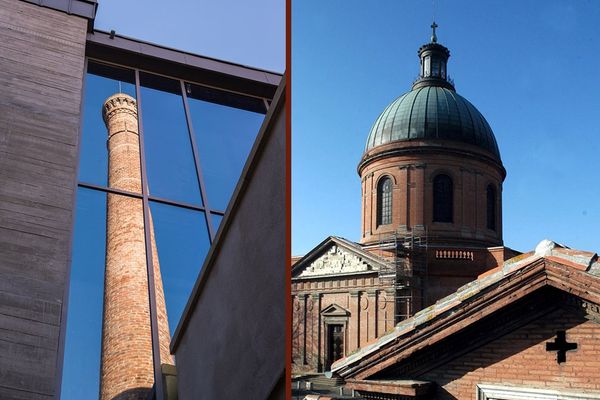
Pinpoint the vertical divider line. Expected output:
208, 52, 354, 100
180, 80, 216, 242
135, 70, 165, 400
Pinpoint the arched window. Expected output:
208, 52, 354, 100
433, 174, 453, 223
487, 184, 496, 231
377, 177, 392, 226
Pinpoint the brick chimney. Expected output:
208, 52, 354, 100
100, 93, 173, 400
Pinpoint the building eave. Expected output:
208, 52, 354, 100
86, 29, 282, 100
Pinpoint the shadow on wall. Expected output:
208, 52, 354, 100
109, 387, 151, 400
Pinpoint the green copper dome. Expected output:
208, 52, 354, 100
364, 26, 501, 161
364, 86, 500, 160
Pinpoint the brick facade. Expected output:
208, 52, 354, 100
359, 141, 505, 248
422, 307, 600, 399
336, 245, 600, 400
291, 241, 519, 375
292, 274, 396, 373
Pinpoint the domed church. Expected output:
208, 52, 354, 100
291, 24, 520, 374
293, 23, 600, 400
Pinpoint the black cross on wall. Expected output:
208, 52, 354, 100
546, 330, 577, 364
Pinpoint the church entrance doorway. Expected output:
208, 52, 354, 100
326, 324, 344, 370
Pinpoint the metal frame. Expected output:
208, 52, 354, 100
85, 30, 281, 100
86, 56, 272, 102
135, 68, 166, 400
61, 54, 272, 399
180, 80, 215, 239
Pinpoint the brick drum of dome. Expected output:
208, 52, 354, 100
100, 93, 174, 400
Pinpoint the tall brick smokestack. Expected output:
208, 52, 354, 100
100, 93, 173, 400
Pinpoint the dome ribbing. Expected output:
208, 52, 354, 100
364, 86, 500, 160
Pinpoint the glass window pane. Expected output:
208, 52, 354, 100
61, 188, 106, 400
150, 201, 211, 334
187, 83, 266, 211
79, 62, 137, 189
140, 72, 202, 205
62, 189, 159, 399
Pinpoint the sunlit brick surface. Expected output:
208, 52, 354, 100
421, 308, 600, 399
100, 94, 173, 400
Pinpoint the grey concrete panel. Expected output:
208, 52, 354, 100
173, 80, 286, 399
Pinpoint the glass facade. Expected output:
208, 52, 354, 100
62, 59, 268, 399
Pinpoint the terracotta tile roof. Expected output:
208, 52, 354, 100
331, 239, 599, 378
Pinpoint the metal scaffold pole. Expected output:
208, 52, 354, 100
377, 227, 428, 325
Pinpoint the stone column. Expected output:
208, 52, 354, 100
413, 164, 426, 227
306, 295, 315, 366
361, 176, 366, 240
398, 165, 409, 229
312, 293, 322, 371
349, 291, 361, 352
367, 290, 378, 341
100, 93, 173, 400
367, 173, 374, 236
300, 293, 308, 364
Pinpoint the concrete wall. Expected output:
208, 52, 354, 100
0, 1, 87, 398
171, 79, 285, 399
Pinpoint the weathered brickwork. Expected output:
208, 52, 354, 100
422, 307, 600, 399
359, 146, 504, 248
100, 94, 173, 400
292, 275, 396, 373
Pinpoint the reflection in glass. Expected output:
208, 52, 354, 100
102, 189, 176, 398
187, 84, 266, 211
79, 62, 136, 187
140, 73, 202, 205
103, 92, 143, 194
61, 188, 106, 400
150, 201, 211, 334
63, 188, 175, 399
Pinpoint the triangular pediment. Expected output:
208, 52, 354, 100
321, 303, 351, 317
292, 237, 387, 279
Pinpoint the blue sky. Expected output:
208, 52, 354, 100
94, 0, 285, 72
292, 0, 600, 255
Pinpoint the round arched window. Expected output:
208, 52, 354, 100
433, 174, 453, 223
486, 184, 496, 231
377, 177, 392, 226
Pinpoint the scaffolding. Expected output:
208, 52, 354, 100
376, 227, 428, 324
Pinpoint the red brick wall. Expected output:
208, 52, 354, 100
292, 276, 396, 373
421, 307, 600, 399
359, 146, 504, 248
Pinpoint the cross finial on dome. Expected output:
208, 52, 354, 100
431, 21, 438, 43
